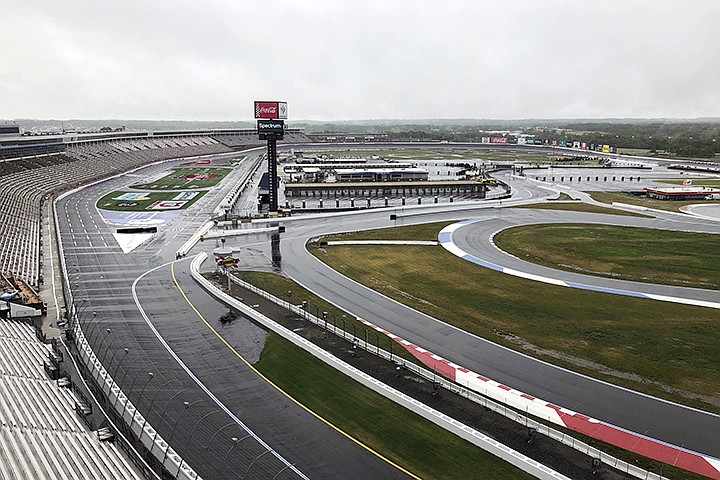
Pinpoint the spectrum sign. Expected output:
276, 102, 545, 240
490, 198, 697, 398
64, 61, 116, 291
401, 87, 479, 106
254, 101, 288, 119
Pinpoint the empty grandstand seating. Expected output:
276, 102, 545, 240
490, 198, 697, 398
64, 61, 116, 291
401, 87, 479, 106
0, 135, 231, 287
0, 319, 143, 479
212, 129, 311, 148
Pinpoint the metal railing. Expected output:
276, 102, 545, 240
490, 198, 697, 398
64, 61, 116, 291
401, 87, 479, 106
226, 271, 668, 480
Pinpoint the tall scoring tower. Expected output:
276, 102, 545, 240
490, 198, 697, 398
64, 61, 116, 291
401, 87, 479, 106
255, 101, 287, 213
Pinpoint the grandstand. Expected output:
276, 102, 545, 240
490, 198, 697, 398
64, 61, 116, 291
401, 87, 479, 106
0, 317, 144, 479
0, 128, 309, 290
0, 126, 312, 479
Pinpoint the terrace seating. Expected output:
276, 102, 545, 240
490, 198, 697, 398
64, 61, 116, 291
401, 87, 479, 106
0, 319, 143, 479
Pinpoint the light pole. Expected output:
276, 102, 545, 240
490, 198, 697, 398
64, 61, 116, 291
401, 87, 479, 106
242, 449, 272, 479
141, 380, 181, 437
116, 353, 148, 388
101, 335, 134, 368
111, 347, 130, 379
121, 366, 156, 419
223, 433, 252, 464
152, 388, 191, 444
195, 424, 241, 478
178, 409, 223, 474
162, 400, 203, 465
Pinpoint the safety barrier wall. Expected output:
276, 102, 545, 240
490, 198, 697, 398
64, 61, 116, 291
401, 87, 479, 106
54, 170, 201, 480
191, 253, 571, 480
225, 270, 668, 480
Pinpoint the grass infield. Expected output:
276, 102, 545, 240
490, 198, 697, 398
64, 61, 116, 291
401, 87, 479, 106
230, 271, 420, 365
255, 332, 534, 480
655, 178, 720, 187
494, 224, 720, 290
302, 148, 554, 163
587, 191, 719, 213
129, 167, 232, 190
96, 190, 206, 211
510, 201, 651, 217
310, 222, 720, 412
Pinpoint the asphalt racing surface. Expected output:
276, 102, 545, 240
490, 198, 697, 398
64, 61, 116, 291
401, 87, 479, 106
57, 144, 720, 479
59, 153, 414, 480
266, 188, 720, 459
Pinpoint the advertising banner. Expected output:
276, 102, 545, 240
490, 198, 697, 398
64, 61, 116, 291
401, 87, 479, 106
559, 140, 567, 147
254, 101, 288, 119
481, 137, 491, 144
257, 119, 285, 134
491, 137, 508, 144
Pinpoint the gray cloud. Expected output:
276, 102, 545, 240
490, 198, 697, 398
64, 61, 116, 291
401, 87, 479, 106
2, 0, 719, 120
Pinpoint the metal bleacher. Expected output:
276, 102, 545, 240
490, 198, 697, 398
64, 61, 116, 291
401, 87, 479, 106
0, 318, 143, 480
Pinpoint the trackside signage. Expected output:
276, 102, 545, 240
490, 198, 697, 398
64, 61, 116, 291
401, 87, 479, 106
254, 101, 288, 119
257, 119, 285, 134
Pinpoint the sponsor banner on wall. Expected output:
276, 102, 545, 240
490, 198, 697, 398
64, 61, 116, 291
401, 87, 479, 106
491, 137, 509, 144
481, 137, 491, 144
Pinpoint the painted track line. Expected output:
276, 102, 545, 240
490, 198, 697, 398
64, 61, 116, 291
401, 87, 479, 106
131, 260, 309, 480
439, 220, 720, 309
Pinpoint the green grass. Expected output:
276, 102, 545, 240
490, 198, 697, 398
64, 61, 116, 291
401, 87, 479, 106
255, 332, 534, 480
655, 178, 720, 187
96, 190, 206, 211
300, 148, 554, 163
230, 271, 420, 365
310, 225, 720, 412
511, 201, 651, 217
494, 224, 720, 290
129, 167, 232, 190
587, 191, 719, 213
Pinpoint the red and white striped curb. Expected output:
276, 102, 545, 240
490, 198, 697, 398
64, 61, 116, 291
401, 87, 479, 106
358, 319, 720, 479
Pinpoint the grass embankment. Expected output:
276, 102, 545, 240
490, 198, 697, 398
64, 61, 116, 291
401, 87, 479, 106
231, 271, 420, 365
587, 191, 717, 213
255, 332, 534, 480
310, 222, 720, 412
511, 201, 651, 217
494, 224, 720, 290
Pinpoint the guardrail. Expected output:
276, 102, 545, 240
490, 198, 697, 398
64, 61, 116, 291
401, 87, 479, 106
192, 253, 572, 480
224, 270, 669, 480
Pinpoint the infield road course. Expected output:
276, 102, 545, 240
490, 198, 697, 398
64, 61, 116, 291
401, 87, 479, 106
265, 185, 720, 460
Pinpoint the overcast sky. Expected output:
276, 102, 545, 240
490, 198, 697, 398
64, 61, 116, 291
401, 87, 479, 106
2, 1, 719, 121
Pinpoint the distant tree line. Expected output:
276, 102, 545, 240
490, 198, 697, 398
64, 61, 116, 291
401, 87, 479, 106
312, 121, 720, 158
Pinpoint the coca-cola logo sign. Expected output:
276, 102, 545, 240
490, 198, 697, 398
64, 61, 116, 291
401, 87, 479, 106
254, 101, 288, 119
